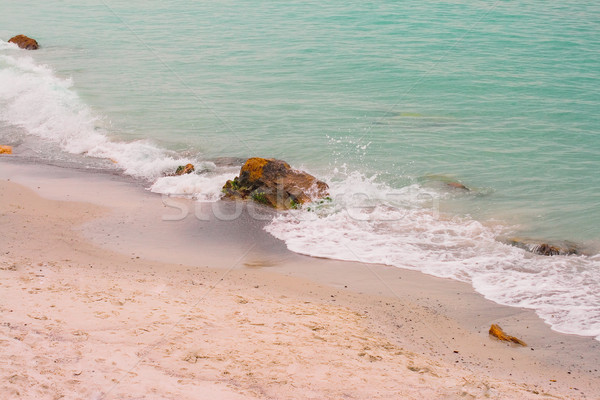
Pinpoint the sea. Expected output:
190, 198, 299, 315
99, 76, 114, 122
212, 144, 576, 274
1, 0, 599, 341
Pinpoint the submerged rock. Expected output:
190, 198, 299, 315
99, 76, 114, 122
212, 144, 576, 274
446, 181, 470, 191
489, 324, 527, 346
532, 243, 562, 256
0, 145, 12, 154
8, 35, 39, 50
506, 237, 580, 256
422, 174, 470, 191
222, 157, 329, 209
174, 164, 195, 176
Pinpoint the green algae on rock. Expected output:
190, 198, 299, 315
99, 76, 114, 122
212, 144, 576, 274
222, 158, 329, 209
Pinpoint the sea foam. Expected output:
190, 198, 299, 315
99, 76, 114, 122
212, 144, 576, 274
0, 41, 227, 201
265, 168, 600, 341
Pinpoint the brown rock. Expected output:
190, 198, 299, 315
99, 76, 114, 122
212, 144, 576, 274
489, 324, 527, 346
423, 175, 470, 191
8, 35, 39, 50
0, 145, 13, 155
222, 157, 329, 209
532, 243, 561, 256
446, 181, 470, 191
175, 164, 195, 176
506, 237, 580, 256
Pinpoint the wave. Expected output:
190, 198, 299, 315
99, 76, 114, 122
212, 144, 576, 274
265, 168, 600, 341
0, 40, 231, 201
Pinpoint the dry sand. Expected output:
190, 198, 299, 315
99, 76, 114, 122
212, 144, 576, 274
1, 159, 599, 399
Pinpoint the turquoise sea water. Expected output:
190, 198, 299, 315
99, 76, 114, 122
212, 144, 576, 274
1, 1, 599, 339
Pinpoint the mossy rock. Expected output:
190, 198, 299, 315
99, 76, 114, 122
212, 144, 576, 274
505, 237, 580, 256
222, 157, 329, 209
174, 164, 195, 176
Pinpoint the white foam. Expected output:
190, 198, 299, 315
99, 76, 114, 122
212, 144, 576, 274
150, 166, 239, 202
0, 41, 227, 200
266, 169, 600, 341
0, 41, 18, 51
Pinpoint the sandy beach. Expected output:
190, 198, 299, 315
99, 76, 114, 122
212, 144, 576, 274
1, 158, 599, 399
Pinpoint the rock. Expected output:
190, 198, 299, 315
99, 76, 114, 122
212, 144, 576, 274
532, 243, 561, 256
506, 237, 580, 256
8, 35, 39, 50
446, 181, 470, 191
489, 324, 527, 346
0, 145, 12, 155
222, 157, 329, 209
422, 174, 470, 191
175, 164, 195, 176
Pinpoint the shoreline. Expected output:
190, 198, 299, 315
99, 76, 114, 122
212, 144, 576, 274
1, 157, 599, 399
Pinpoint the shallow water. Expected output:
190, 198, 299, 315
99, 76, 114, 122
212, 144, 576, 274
1, 0, 599, 340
